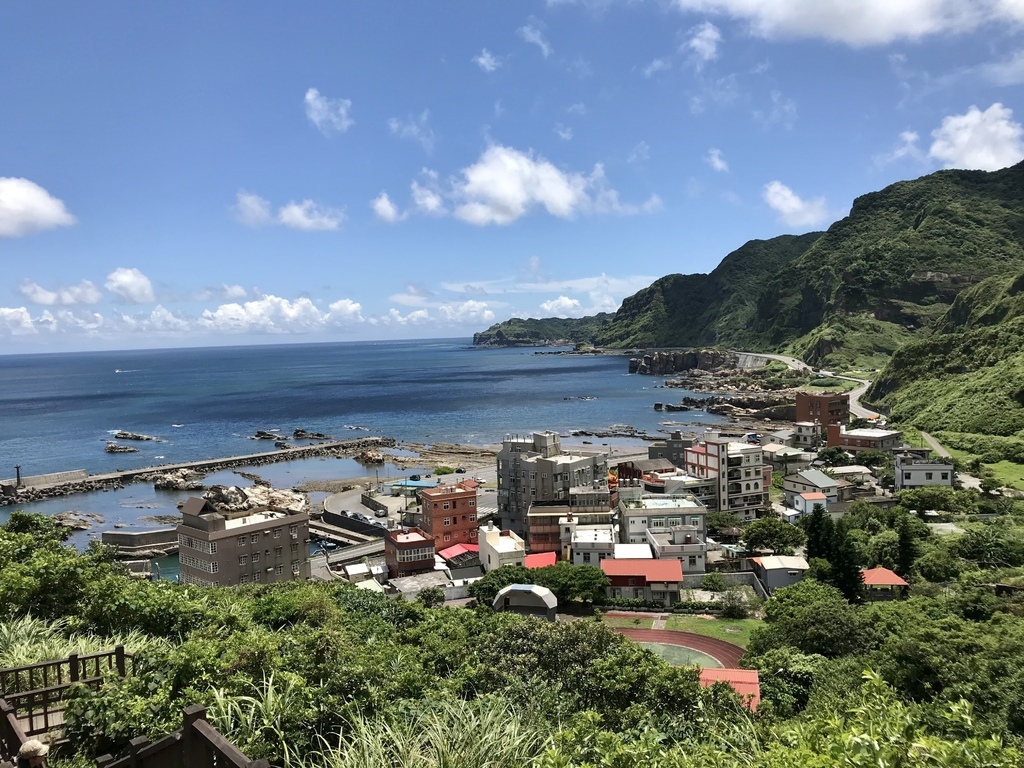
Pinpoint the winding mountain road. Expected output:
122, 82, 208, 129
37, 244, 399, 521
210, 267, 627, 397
739, 352, 877, 418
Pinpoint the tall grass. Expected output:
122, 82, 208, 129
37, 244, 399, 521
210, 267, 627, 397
0, 615, 169, 670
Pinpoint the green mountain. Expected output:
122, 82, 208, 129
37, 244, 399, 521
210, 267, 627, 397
472, 313, 614, 346
592, 233, 823, 348
867, 270, 1024, 440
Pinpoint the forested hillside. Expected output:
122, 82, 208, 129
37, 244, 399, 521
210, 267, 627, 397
472, 313, 614, 346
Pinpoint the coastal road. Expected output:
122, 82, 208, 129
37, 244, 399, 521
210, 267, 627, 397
738, 351, 877, 418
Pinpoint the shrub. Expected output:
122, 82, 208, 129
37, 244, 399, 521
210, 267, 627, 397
700, 572, 727, 592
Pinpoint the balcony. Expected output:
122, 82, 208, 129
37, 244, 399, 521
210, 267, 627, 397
727, 470, 741, 481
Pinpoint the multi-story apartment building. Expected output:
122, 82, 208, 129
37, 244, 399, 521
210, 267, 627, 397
792, 421, 821, 449
384, 527, 436, 579
684, 438, 769, 521
420, 479, 479, 550
647, 431, 694, 467
826, 424, 903, 454
639, 468, 717, 508
618, 494, 707, 544
525, 486, 617, 555
894, 453, 955, 491
569, 524, 617, 566
496, 431, 608, 537
176, 497, 310, 587
647, 525, 706, 573
795, 392, 850, 426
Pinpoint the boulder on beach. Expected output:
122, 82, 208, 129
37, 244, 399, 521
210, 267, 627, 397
201, 484, 309, 515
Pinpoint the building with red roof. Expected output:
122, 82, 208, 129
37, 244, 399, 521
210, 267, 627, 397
861, 567, 909, 600
600, 558, 684, 606
699, 668, 761, 710
524, 551, 557, 569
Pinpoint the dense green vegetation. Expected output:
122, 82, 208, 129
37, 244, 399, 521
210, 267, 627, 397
472, 313, 614, 346
591, 233, 822, 349
5, 505, 1024, 767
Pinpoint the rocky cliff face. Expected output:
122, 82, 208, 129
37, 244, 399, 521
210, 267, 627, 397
629, 348, 737, 375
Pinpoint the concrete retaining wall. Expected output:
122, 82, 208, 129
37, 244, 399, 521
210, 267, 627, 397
101, 528, 178, 554
0, 469, 89, 488
681, 571, 767, 599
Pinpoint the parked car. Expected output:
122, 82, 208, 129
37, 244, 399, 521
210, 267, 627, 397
455, 467, 466, 473
409, 474, 421, 481
374, 509, 388, 518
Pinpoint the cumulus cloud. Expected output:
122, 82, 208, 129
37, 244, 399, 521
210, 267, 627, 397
0, 307, 36, 335
372, 191, 403, 222
685, 21, 722, 67
0, 178, 76, 237
517, 24, 552, 57
928, 103, 1024, 171
105, 268, 155, 303
19, 279, 101, 306
474, 48, 500, 72
672, 0, 1024, 47
371, 308, 431, 327
234, 191, 344, 231
763, 181, 829, 227
199, 295, 364, 334
442, 272, 655, 317
388, 111, 435, 153
540, 295, 583, 317
452, 145, 660, 225
411, 178, 446, 216
304, 88, 354, 135
705, 147, 729, 172
437, 300, 495, 324
277, 200, 345, 231
875, 130, 926, 167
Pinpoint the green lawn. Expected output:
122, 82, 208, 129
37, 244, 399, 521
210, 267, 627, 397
663, 615, 762, 648
638, 642, 722, 668
600, 616, 655, 629
940, 446, 1024, 490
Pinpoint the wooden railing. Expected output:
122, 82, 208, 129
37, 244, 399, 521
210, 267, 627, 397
96, 705, 268, 768
0, 646, 131, 737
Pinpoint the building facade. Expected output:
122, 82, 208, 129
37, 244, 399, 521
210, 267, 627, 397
600, 558, 684, 607
894, 453, 955, 491
795, 392, 850, 426
525, 487, 617, 555
384, 527, 436, 579
783, 469, 839, 506
647, 526, 706, 573
619, 494, 707, 544
646, 431, 694, 467
419, 480, 479, 549
684, 438, 769, 521
496, 431, 609, 537
176, 497, 310, 587
478, 522, 526, 572
826, 424, 904, 454
569, 524, 617, 565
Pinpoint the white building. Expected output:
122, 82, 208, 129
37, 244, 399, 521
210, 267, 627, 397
478, 523, 525, 572
792, 422, 821, 449
647, 525, 707, 573
684, 438, 770, 521
894, 453, 955, 491
618, 494, 707, 544
570, 524, 617, 566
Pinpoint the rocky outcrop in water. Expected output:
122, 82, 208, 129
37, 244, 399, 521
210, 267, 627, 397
629, 349, 737, 375
354, 449, 386, 464
293, 428, 331, 440
115, 431, 159, 441
146, 469, 205, 491
252, 430, 287, 440
105, 442, 139, 453
201, 484, 309, 514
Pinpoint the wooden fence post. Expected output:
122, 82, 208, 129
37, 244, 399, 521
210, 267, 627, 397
68, 653, 79, 684
181, 705, 207, 768
128, 735, 149, 768
115, 646, 126, 678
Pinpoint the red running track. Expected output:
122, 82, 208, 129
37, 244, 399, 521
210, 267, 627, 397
613, 628, 746, 668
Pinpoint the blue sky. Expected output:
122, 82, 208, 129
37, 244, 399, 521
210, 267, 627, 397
2, 0, 1024, 352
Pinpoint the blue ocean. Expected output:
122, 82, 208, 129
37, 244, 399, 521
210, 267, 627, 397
0, 338, 723, 543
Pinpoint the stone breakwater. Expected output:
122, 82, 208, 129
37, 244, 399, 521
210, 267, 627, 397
0, 437, 396, 507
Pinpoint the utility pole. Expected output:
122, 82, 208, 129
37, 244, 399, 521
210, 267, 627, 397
14, 465, 21, 488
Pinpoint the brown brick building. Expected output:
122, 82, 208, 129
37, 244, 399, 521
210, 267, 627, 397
419, 480, 479, 549
384, 527, 436, 579
795, 392, 850, 426
176, 498, 310, 587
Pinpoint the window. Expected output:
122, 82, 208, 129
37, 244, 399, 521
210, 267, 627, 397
181, 555, 218, 573
237, 536, 246, 547
179, 535, 217, 554
904, 472, 911, 480
688, 555, 697, 567
941, 472, 949, 480
289, 525, 297, 536
275, 565, 284, 575
469, 499, 475, 507
254, 571, 261, 582
239, 555, 248, 566
443, 517, 451, 526
292, 564, 300, 574
925, 472, 933, 480
241, 574, 250, 584
443, 502, 450, 510
275, 546, 282, 557
469, 514, 476, 522
628, 578, 636, 586
273, 528, 281, 538
444, 534, 451, 542
252, 552, 260, 563
250, 533, 259, 543
291, 541, 298, 552
582, 552, 591, 563
690, 517, 700, 527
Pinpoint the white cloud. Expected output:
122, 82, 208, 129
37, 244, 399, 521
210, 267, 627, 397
474, 48, 500, 72
411, 179, 446, 216
979, 50, 1024, 86
567, 103, 588, 115
388, 111, 435, 153
326, 298, 364, 325
235, 191, 344, 231
644, 57, 672, 77
539, 295, 583, 317
372, 191, 403, 222
19, 279, 102, 306
222, 284, 248, 301
371, 308, 431, 327
763, 181, 829, 227
452, 145, 659, 225
105, 268, 156, 303
517, 24, 552, 58
685, 21, 722, 67
628, 141, 651, 164
437, 300, 495, 324
672, 0, 1024, 47
875, 130, 926, 166
200, 296, 328, 333
0, 307, 36, 335
304, 88, 354, 135
442, 272, 656, 316
928, 103, 1024, 171
555, 124, 574, 141
0, 178, 76, 237
145, 305, 191, 333
705, 147, 729, 172
233, 191, 274, 227
277, 200, 345, 231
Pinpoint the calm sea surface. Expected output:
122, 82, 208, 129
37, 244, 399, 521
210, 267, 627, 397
1, 338, 725, 545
